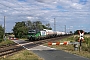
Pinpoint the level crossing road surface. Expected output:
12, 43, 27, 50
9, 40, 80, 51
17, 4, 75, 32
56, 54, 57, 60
32, 50, 89, 60
12, 40, 89, 60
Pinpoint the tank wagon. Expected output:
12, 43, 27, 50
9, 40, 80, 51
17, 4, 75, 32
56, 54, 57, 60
27, 29, 66, 41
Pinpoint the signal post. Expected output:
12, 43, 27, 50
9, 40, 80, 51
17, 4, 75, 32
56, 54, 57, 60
78, 30, 84, 52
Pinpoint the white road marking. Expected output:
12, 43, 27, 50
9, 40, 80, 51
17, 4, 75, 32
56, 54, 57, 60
19, 42, 34, 45
12, 40, 56, 51
28, 45, 56, 50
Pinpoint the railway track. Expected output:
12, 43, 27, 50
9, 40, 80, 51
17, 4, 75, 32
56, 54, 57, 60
32, 35, 72, 45
0, 35, 72, 57
0, 44, 24, 58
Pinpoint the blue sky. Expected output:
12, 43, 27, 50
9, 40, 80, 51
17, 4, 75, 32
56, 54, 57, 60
0, 0, 90, 33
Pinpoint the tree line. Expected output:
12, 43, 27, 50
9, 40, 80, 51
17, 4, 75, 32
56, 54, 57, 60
0, 25, 4, 41
12, 20, 52, 38
1, 20, 90, 39
74, 30, 90, 34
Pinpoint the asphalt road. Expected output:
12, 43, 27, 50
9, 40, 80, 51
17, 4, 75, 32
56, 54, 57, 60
12, 40, 89, 60
33, 50, 89, 60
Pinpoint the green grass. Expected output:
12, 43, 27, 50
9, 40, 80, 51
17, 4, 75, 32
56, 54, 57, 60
19, 38, 27, 40
0, 39, 15, 46
0, 50, 43, 60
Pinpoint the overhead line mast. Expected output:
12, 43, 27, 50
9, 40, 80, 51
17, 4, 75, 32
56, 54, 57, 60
54, 18, 56, 31
65, 25, 66, 34
4, 16, 5, 40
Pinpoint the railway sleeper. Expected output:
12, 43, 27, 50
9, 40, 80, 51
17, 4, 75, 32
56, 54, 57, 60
0, 46, 22, 53
0, 47, 24, 57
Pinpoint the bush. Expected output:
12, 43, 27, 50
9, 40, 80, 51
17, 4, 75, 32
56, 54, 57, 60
82, 46, 88, 51
0, 39, 15, 46
0, 25, 4, 39
0, 39, 3, 42
74, 36, 79, 41
67, 35, 90, 53
81, 37, 90, 52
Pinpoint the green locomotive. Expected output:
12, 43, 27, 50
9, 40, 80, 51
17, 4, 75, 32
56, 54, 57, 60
27, 29, 66, 41
27, 30, 46, 40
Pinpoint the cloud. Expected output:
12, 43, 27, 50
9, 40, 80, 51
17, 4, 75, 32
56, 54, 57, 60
71, 3, 83, 9
35, 0, 56, 3
0, 0, 90, 32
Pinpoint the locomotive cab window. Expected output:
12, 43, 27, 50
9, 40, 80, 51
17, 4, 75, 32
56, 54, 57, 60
28, 30, 36, 34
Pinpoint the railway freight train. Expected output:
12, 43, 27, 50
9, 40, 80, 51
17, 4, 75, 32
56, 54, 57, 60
27, 29, 66, 41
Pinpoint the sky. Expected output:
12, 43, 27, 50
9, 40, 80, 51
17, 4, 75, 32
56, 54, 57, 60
0, 0, 90, 33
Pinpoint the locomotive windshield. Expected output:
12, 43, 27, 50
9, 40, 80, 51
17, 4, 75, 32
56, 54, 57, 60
28, 30, 36, 34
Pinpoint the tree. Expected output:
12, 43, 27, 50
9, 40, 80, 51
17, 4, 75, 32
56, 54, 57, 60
13, 20, 52, 38
33, 21, 42, 30
32, 21, 52, 30
24, 20, 33, 30
0, 25, 4, 39
46, 23, 52, 30
46, 23, 50, 28
12, 22, 28, 38
70, 31, 73, 34
74, 30, 84, 34
88, 32, 90, 34
25, 21, 43, 30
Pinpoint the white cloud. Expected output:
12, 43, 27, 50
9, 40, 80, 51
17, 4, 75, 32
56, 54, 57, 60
0, 0, 90, 32
58, 0, 84, 9
71, 3, 83, 9
27, 16, 33, 20
35, 0, 56, 3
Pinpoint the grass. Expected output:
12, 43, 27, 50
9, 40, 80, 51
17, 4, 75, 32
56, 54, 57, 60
44, 35, 90, 59
0, 39, 43, 60
0, 39, 15, 46
0, 50, 43, 60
